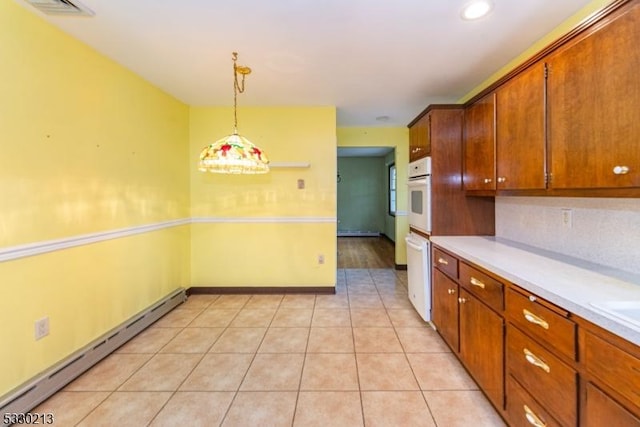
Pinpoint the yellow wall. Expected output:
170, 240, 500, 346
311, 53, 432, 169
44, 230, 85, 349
459, 0, 614, 102
0, 1, 190, 394
190, 107, 337, 287
337, 127, 409, 265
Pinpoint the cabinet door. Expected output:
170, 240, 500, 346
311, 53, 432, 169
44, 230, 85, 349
432, 268, 459, 352
409, 113, 430, 161
547, 3, 640, 189
463, 93, 496, 191
459, 289, 504, 410
584, 382, 640, 427
496, 62, 546, 190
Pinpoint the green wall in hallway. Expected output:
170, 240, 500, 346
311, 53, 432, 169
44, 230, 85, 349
337, 157, 386, 235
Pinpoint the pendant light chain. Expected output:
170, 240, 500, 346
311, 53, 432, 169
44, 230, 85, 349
232, 52, 248, 134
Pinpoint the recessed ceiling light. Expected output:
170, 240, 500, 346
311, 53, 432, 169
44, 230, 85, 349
461, 0, 493, 20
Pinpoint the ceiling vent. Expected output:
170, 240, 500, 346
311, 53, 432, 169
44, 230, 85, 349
24, 0, 94, 16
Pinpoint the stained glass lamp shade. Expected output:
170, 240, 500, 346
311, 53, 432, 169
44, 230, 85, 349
198, 52, 269, 174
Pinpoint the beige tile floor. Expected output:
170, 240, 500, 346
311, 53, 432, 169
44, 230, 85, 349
34, 269, 506, 426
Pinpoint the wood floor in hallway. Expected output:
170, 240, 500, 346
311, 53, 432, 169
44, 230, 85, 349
337, 236, 396, 269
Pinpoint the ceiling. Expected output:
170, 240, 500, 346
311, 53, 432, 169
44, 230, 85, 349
17, 0, 595, 127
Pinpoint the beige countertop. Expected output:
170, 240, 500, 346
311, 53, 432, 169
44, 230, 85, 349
430, 236, 640, 346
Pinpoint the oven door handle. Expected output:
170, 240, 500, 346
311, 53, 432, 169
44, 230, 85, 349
407, 178, 428, 187
405, 237, 424, 252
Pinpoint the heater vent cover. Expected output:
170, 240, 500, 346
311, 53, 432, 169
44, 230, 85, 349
24, 0, 94, 16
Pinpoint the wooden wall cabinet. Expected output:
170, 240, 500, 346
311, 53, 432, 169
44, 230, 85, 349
463, 93, 496, 192
409, 112, 430, 162
461, 0, 640, 196
409, 106, 495, 236
464, 62, 547, 194
547, 2, 640, 190
495, 61, 547, 191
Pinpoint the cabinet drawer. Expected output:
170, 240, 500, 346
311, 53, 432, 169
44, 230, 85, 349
506, 288, 576, 360
506, 375, 563, 427
459, 262, 504, 311
583, 330, 640, 409
507, 325, 577, 427
433, 248, 458, 279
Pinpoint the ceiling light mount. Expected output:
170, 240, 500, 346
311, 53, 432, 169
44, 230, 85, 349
461, 0, 494, 21
198, 52, 269, 174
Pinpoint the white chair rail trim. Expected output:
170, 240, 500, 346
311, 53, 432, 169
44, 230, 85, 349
0, 217, 337, 262
0, 218, 190, 263
191, 216, 336, 224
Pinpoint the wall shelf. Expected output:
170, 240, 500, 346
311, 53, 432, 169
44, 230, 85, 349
269, 162, 310, 168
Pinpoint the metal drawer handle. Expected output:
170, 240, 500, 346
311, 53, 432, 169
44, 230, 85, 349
470, 277, 486, 289
448, 289, 456, 295
523, 309, 549, 330
437, 257, 449, 265
524, 348, 550, 373
524, 405, 547, 427
613, 165, 629, 175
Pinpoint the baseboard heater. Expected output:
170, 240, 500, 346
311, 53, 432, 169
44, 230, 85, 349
0, 288, 186, 424
337, 231, 381, 237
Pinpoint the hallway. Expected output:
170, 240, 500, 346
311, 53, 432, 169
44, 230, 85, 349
337, 237, 396, 269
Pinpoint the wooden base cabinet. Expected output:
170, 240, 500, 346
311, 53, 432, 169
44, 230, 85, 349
584, 382, 640, 427
432, 247, 505, 411
433, 243, 640, 426
580, 328, 640, 426
432, 268, 459, 352
459, 288, 504, 409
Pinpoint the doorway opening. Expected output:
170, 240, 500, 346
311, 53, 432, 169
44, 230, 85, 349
337, 146, 396, 268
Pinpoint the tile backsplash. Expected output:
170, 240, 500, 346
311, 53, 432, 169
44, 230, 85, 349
496, 197, 640, 276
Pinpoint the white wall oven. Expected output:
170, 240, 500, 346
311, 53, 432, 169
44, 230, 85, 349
407, 157, 431, 235
405, 157, 432, 321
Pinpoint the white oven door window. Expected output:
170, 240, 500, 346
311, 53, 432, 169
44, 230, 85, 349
410, 189, 423, 215
408, 178, 431, 234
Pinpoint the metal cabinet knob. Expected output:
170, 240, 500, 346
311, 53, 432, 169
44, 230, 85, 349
497, 176, 506, 183
447, 288, 456, 295
613, 165, 630, 175
483, 178, 492, 184
458, 297, 467, 304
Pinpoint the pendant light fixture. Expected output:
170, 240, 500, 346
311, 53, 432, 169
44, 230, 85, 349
198, 52, 269, 174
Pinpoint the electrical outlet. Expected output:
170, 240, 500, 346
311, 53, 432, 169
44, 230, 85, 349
561, 208, 573, 229
297, 179, 305, 189
35, 317, 49, 340
317, 254, 325, 265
